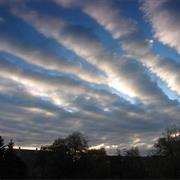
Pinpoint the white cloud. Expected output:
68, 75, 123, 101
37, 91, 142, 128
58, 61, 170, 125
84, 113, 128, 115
121, 36, 180, 95
10, 7, 176, 106
142, 0, 180, 54
54, 0, 180, 96
55, 0, 137, 38
0, 35, 104, 84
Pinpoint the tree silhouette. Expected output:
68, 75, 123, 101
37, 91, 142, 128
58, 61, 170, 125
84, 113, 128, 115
0, 137, 27, 178
116, 148, 122, 157
0, 136, 5, 178
0, 136, 3, 147
153, 127, 180, 177
124, 147, 140, 157
66, 132, 88, 159
3, 128, 180, 178
35, 132, 89, 178
154, 127, 180, 156
49, 132, 88, 160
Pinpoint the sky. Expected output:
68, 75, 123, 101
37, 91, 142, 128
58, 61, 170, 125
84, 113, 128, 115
0, 0, 180, 154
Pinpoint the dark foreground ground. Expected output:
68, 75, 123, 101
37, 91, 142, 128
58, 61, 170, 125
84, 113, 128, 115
0, 148, 178, 179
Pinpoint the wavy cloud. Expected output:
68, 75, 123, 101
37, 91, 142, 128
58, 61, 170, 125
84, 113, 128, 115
0, 0, 179, 153
54, 0, 180, 96
142, 0, 180, 54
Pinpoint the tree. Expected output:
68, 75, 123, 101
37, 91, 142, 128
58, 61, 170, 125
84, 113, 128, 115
154, 127, 180, 157
7, 139, 14, 150
49, 132, 88, 160
50, 138, 69, 153
116, 148, 122, 157
0, 136, 4, 147
0, 138, 27, 178
153, 127, 180, 178
124, 147, 140, 157
0, 136, 5, 160
36, 132, 88, 178
66, 132, 88, 159
0, 136, 5, 178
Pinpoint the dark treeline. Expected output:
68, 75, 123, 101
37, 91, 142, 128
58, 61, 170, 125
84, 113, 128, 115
1, 128, 180, 179
0, 137, 27, 178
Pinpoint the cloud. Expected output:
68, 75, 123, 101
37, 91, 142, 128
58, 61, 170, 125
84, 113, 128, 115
55, 0, 137, 38
121, 34, 180, 95
0, 30, 104, 84
142, 0, 180, 54
0, 77, 72, 145
0, 55, 135, 111
54, 0, 180, 96
10, 6, 177, 107
0, 0, 180, 152
0, 75, 166, 149
0, 57, 176, 149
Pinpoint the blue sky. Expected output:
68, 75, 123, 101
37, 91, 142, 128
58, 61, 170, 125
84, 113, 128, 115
0, 0, 180, 154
